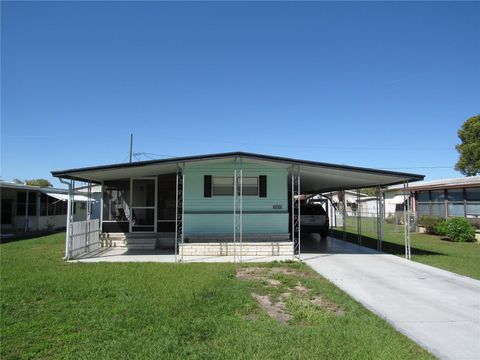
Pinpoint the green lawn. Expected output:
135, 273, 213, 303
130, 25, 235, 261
333, 217, 480, 280
1, 233, 432, 359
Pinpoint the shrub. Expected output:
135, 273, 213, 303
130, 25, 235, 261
444, 218, 476, 242
385, 214, 396, 224
417, 215, 443, 235
436, 220, 448, 236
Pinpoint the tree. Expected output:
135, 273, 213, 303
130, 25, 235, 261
360, 187, 377, 196
24, 179, 53, 187
455, 115, 480, 176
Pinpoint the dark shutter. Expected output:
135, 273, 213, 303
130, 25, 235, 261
259, 175, 267, 197
204, 175, 212, 197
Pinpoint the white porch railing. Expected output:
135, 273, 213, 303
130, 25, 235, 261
70, 219, 101, 258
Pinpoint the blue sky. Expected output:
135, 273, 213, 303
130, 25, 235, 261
1, 1, 479, 187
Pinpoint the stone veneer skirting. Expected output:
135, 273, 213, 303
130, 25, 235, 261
179, 242, 294, 256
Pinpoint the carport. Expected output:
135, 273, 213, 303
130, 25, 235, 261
51, 152, 424, 261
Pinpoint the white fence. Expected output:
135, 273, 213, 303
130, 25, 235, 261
70, 219, 101, 258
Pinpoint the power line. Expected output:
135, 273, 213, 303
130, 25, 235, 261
381, 166, 453, 170
158, 136, 452, 152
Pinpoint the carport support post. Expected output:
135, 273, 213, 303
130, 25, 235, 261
175, 163, 185, 263
356, 189, 362, 245
403, 182, 411, 260
376, 186, 384, 251
86, 181, 91, 252
62, 179, 74, 260
342, 190, 347, 241
291, 165, 301, 259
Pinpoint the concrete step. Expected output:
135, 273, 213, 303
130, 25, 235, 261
101, 239, 127, 247
126, 245, 156, 250
100, 233, 175, 250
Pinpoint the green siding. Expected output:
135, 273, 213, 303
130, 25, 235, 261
184, 160, 288, 235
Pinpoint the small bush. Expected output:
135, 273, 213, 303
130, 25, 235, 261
444, 218, 476, 242
385, 214, 396, 224
436, 220, 448, 236
418, 215, 443, 235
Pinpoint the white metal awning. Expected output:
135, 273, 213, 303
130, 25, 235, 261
390, 195, 407, 204
45, 192, 95, 202
51, 151, 424, 193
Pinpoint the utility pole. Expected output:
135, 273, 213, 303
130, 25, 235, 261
129, 133, 133, 163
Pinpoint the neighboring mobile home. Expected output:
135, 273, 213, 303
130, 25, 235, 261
386, 176, 480, 220
0, 181, 96, 234
51, 152, 423, 259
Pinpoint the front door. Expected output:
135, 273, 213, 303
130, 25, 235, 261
130, 178, 157, 232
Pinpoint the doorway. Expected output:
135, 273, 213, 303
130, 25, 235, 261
130, 178, 157, 232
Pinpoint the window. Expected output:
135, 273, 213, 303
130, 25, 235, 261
16, 192, 27, 216
54, 200, 67, 215
213, 177, 234, 196
40, 193, 48, 216
16, 191, 37, 216
446, 189, 464, 201
103, 180, 130, 221
416, 191, 429, 202
466, 188, 480, 201
212, 176, 259, 196
430, 190, 445, 202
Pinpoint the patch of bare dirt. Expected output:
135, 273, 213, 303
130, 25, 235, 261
251, 293, 293, 324
237, 266, 345, 323
236, 267, 282, 287
309, 295, 345, 316
294, 282, 309, 294
236, 267, 267, 280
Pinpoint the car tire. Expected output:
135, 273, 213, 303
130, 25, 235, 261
320, 228, 329, 240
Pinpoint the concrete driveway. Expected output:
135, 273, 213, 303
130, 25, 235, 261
301, 236, 480, 360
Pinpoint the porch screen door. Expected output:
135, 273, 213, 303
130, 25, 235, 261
130, 178, 157, 232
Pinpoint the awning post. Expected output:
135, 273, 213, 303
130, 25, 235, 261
403, 182, 411, 260
86, 181, 91, 252
342, 190, 347, 241
175, 163, 185, 263
291, 165, 301, 259
357, 189, 362, 245
376, 186, 384, 251
59, 178, 73, 260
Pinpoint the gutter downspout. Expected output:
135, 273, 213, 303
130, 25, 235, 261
59, 178, 72, 260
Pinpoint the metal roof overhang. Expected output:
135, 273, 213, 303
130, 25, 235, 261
45, 192, 96, 202
51, 152, 424, 193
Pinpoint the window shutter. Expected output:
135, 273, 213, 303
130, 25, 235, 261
259, 175, 267, 197
204, 175, 212, 197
